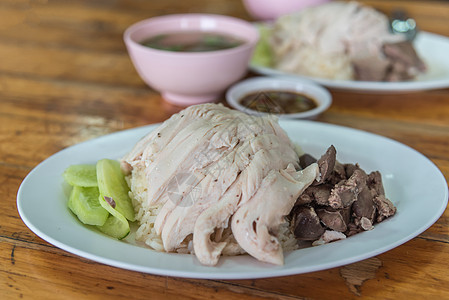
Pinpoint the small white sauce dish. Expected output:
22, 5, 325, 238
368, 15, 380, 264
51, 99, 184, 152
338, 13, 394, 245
226, 76, 332, 119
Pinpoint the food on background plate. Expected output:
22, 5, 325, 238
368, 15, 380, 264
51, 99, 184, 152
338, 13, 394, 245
252, 1, 426, 81
63, 104, 396, 266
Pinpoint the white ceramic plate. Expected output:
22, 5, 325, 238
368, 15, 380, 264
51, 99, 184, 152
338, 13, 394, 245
17, 120, 448, 279
250, 32, 449, 92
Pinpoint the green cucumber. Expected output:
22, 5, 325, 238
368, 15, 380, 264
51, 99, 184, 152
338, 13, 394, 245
251, 23, 273, 67
63, 164, 98, 187
67, 186, 109, 226
97, 195, 130, 239
96, 159, 135, 221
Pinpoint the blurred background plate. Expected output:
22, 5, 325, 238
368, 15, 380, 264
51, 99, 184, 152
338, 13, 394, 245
250, 32, 449, 93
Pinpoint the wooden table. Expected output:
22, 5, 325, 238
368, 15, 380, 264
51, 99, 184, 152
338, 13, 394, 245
2, 0, 449, 299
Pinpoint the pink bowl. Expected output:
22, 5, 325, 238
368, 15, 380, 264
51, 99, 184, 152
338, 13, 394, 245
124, 14, 259, 106
243, 0, 331, 21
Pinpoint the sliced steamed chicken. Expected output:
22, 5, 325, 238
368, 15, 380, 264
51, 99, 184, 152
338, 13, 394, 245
122, 103, 318, 266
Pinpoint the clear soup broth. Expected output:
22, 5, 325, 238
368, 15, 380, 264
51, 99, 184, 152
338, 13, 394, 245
140, 31, 245, 52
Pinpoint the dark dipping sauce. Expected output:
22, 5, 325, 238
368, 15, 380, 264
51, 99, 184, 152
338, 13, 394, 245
240, 90, 318, 114
140, 31, 244, 52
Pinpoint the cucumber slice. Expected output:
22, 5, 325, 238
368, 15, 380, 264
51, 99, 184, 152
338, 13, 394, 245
97, 195, 130, 239
96, 159, 135, 221
67, 186, 109, 226
63, 164, 98, 187
251, 23, 274, 67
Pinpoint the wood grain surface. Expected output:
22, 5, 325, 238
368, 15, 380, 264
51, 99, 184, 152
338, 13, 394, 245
1, 0, 449, 299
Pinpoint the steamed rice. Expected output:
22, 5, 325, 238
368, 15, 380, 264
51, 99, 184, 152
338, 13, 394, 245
127, 171, 299, 256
